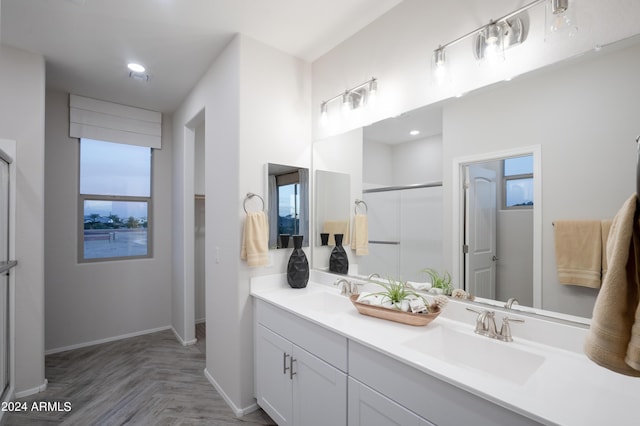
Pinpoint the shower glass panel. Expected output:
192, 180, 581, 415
358, 186, 443, 282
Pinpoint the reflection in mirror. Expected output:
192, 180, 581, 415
462, 154, 534, 307
312, 34, 640, 323
267, 163, 309, 249
358, 105, 444, 282
315, 170, 350, 247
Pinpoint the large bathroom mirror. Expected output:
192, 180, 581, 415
315, 170, 351, 247
312, 33, 640, 322
266, 163, 309, 249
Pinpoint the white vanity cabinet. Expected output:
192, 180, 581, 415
255, 300, 348, 426
349, 341, 542, 426
348, 377, 435, 426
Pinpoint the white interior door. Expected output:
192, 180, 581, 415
465, 165, 497, 299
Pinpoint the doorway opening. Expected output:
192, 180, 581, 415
453, 146, 541, 308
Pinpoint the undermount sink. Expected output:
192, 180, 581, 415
290, 291, 352, 314
403, 324, 546, 385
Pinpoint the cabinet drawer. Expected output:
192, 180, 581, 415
255, 299, 348, 371
349, 341, 542, 426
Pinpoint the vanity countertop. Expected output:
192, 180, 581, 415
251, 274, 640, 426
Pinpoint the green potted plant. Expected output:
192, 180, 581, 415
366, 277, 444, 314
421, 268, 453, 296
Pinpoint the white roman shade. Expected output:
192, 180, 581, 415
69, 94, 162, 149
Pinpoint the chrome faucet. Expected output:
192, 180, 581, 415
475, 310, 498, 338
467, 308, 525, 342
496, 316, 525, 342
367, 273, 381, 280
505, 297, 520, 309
334, 278, 359, 296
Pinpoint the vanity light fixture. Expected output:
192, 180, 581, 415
409, 130, 421, 136
319, 77, 378, 122
431, 0, 577, 78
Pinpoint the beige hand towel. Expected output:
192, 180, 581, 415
241, 211, 269, 267
584, 194, 640, 376
554, 220, 603, 288
350, 214, 369, 256
601, 219, 612, 278
322, 221, 350, 246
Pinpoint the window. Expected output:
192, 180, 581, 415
277, 172, 300, 237
79, 138, 152, 261
503, 155, 533, 209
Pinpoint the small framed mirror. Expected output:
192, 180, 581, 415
266, 163, 309, 249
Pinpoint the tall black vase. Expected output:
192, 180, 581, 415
287, 235, 309, 288
329, 233, 349, 274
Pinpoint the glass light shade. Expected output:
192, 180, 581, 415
320, 102, 328, 125
341, 91, 353, 114
545, 0, 578, 41
431, 48, 450, 85
480, 23, 505, 64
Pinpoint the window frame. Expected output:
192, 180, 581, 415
78, 139, 153, 263
502, 156, 534, 210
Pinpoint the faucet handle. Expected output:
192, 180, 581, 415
498, 316, 525, 342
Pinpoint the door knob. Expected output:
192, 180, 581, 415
492, 255, 499, 262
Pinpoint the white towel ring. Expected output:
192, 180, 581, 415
354, 199, 368, 215
244, 192, 265, 214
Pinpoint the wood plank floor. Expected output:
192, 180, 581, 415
1, 324, 276, 425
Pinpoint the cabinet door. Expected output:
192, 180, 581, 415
292, 345, 347, 426
348, 377, 433, 426
256, 325, 293, 426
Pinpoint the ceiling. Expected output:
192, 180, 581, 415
0, 0, 402, 113
364, 102, 444, 145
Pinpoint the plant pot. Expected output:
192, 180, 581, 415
329, 233, 349, 274
287, 235, 309, 288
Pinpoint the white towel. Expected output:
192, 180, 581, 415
241, 211, 269, 267
350, 214, 369, 256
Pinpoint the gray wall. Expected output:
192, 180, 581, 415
44, 88, 173, 352
0, 44, 46, 395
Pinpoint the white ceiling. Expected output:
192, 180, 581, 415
364, 102, 444, 145
0, 0, 402, 113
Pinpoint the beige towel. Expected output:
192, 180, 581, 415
554, 220, 603, 288
584, 194, 640, 376
350, 214, 369, 256
322, 221, 350, 246
601, 219, 612, 278
241, 211, 269, 267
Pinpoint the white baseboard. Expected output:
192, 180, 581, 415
171, 326, 197, 346
203, 368, 258, 417
45, 326, 172, 355
14, 379, 48, 398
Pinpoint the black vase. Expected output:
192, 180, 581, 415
329, 233, 349, 274
287, 235, 309, 288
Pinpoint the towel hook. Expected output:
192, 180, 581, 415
244, 192, 265, 214
354, 199, 368, 215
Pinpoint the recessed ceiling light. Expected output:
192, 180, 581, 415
127, 63, 145, 73
409, 130, 420, 136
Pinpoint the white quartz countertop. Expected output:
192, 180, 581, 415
251, 275, 640, 426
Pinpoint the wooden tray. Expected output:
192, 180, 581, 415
349, 295, 441, 326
